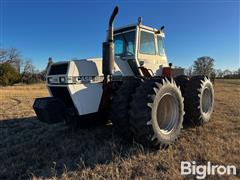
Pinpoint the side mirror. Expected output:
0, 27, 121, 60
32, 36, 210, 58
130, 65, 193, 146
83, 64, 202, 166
156, 26, 165, 34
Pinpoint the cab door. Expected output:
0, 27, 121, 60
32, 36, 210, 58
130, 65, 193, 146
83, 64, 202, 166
137, 30, 168, 76
156, 35, 168, 68
137, 30, 159, 75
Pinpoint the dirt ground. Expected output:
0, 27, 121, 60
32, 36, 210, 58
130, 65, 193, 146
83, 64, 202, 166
0, 80, 239, 180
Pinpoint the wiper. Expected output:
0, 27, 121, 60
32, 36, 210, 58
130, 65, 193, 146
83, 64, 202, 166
122, 33, 129, 56
120, 34, 134, 57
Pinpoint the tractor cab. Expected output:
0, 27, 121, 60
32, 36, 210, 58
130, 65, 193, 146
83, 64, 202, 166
113, 23, 169, 77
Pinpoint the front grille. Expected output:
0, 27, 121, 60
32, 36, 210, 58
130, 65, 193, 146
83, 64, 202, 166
49, 63, 68, 75
49, 87, 74, 108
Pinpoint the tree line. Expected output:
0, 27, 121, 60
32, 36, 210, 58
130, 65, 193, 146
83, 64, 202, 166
0, 48, 52, 86
184, 56, 239, 79
0, 48, 239, 86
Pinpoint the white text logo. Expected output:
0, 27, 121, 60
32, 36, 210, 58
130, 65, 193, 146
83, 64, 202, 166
181, 161, 236, 179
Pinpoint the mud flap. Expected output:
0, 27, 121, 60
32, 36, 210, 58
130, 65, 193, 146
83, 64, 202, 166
33, 97, 66, 124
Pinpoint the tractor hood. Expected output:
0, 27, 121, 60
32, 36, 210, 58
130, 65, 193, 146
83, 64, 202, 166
46, 57, 134, 85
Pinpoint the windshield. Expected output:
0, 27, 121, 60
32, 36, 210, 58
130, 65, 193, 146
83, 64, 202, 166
114, 31, 136, 57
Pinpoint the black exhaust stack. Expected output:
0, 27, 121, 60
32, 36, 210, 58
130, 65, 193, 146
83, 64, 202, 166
102, 6, 119, 84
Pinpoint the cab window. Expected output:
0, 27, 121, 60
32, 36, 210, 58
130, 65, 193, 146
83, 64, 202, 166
157, 36, 165, 55
140, 31, 156, 55
114, 31, 136, 57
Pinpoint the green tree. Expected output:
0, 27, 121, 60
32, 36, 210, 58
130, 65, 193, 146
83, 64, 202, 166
0, 63, 20, 86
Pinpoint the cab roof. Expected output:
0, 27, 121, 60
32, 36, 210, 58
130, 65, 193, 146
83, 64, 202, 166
114, 24, 165, 37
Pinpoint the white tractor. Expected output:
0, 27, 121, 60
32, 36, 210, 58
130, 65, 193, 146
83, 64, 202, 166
33, 6, 214, 148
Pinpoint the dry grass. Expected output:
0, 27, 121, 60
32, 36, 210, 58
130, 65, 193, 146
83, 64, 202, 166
0, 84, 48, 119
0, 80, 239, 179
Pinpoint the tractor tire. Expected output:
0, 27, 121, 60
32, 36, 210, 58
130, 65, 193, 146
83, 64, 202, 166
110, 79, 141, 138
184, 76, 214, 126
174, 75, 189, 95
129, 78, 184, 149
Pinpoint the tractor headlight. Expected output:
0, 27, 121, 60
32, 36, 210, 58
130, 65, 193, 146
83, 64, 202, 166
59, 77, 65, 83
48, 77, 53, 83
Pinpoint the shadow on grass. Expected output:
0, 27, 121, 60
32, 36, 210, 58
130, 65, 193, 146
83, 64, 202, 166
0, 117, 142, 179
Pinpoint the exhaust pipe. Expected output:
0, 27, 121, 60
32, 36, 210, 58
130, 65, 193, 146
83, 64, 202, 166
102, 6, 119, 83
107, 6, 119, 42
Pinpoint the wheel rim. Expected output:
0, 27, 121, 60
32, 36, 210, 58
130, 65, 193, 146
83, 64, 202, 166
156, 93, 179, 135
202, 87, 213, 113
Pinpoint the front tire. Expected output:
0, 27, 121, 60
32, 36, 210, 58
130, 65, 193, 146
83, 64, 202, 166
129, 78, 184, 149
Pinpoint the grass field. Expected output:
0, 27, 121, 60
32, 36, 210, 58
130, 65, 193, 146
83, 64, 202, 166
0, 80, 239, 179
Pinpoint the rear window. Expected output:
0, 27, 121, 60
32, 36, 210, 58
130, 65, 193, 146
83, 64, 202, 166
157, 36, 165, 55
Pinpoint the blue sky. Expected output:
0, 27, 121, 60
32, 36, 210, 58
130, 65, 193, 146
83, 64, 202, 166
0, 0, 239, 71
